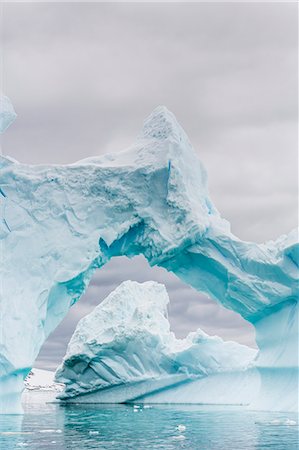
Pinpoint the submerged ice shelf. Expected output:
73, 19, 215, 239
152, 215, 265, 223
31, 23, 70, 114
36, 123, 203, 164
56, 281, 256, 403
0, 100, 298, 413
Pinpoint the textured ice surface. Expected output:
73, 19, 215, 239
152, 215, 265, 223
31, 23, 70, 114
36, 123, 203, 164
0, 95, 17, 134
56, 281, 256, 402
0, 105, 298, 413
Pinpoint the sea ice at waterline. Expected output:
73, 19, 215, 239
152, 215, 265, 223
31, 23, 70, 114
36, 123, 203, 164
0, 102, 297, 413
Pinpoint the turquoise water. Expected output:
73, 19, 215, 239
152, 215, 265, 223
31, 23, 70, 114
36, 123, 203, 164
0, 394, 298, 449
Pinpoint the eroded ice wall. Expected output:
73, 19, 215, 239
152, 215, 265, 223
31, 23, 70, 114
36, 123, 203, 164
0, 103, 298, 413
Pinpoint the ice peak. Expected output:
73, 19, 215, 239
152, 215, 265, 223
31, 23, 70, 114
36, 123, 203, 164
140, 105, 187, 143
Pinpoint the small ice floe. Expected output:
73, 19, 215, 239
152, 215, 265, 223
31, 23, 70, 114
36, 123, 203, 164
176, 424, 186, 432
258, 419, 298, 426
39, 429, 62, 433
89, 431, 100, 435
143, 405, 152, 409
0, 432, 32, 436
269, 419, 281, 425
284, 419, 297, 426
173, 435, 186, 440
39, 430, 56, 433
133, 405, 141, 409
51, 442, 56, 444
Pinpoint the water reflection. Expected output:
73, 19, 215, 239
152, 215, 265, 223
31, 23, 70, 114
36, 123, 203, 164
0, 393, 298, 449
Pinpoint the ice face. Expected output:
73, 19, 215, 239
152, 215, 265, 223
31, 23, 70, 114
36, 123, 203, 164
55, 281, 256, 402
0, 105, 298, 413
0, 95, 17, 134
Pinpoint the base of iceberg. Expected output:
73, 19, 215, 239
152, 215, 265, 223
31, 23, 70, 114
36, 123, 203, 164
250, 302, 299, 412
249, 368, 298, 412
57, 368, 298, 413
0, 373, 25, 414
59, 370, 259, 407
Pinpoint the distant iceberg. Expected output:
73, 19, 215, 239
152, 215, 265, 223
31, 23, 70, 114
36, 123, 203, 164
0, 95, 17, 133
0, 102, 297, 413
56, 281, 256, 403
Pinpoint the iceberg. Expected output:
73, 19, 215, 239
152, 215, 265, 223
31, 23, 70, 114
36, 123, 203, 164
0, 103, 298, 413
56, 280, 257, 403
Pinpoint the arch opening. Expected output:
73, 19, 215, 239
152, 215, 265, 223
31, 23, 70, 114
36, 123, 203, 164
35, 255, 256, 372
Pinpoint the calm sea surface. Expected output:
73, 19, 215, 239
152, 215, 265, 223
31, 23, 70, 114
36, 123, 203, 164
0, 392, 298, 450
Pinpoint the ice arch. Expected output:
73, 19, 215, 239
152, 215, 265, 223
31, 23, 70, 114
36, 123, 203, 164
0, 106, 298, 413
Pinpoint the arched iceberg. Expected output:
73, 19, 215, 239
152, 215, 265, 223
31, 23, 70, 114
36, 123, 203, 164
0, 105, 297, 413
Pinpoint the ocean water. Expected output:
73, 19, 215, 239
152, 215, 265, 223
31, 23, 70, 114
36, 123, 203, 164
0, 393, 298, 450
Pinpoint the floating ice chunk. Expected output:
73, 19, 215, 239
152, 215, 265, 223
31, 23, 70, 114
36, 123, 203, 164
173, 435, 186, 440
284, 419, 297, 426
39, 430, 56, 433
269, 419, 281, 425
0, 432, 32, 435
176, 425, 186, 432
260, 418, 298, 426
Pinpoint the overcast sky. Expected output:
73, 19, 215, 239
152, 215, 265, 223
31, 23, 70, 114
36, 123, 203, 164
1, 2, 297, 370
